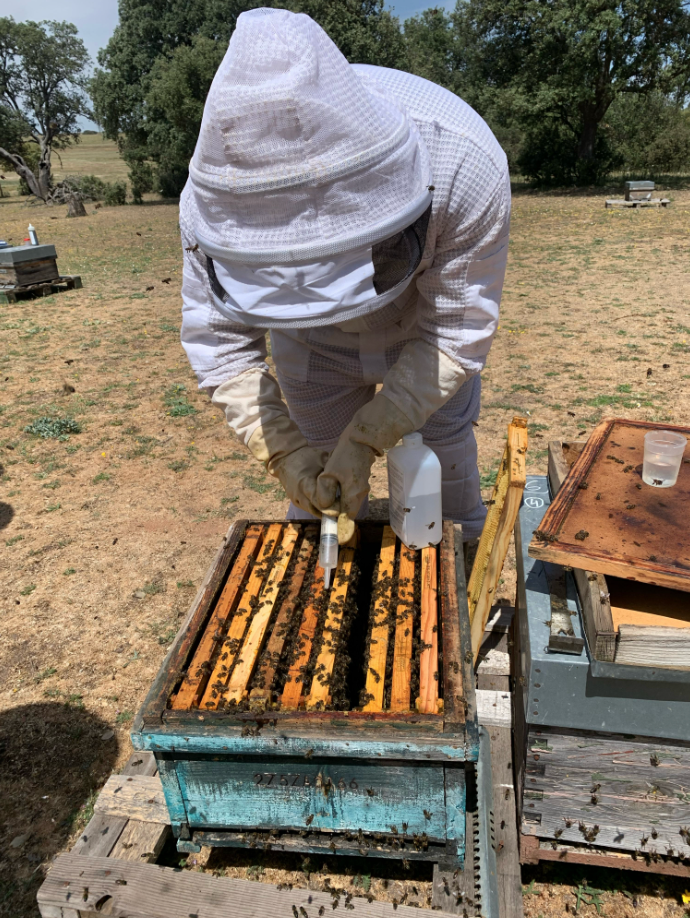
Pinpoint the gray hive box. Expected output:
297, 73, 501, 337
0, 244, 59, 286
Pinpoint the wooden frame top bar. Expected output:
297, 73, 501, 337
133, 520, 476, 743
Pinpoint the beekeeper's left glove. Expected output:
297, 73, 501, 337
212, 368, 327, 518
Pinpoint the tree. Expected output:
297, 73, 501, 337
91, 0, 260, 199
450, 0, 690, 184
404, 7, 460, 90
607, 91, 690, 173
92, 0, 409, 198
0, 18, 91, 200
288, 0, 407, 70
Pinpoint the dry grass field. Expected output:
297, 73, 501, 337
0, 134, 128, 201
0, 157, 689, 916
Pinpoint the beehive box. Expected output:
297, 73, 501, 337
0, 244, 59, 286
514, 476, 690, 873
132, 520, 478, 867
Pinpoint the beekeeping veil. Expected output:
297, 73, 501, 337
187, 7, 432, 328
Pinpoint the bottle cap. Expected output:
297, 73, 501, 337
402, 432, 423, 448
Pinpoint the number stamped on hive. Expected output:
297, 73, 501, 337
253, 773, 359, 790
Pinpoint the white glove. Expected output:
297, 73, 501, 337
212, 369, 327, 517
315, 339, 467, 541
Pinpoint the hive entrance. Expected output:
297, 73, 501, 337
169, 522, 444, 717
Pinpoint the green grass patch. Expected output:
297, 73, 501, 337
35, 666, 57, 682
92, 472, 111, 483
19, 583, 36, 595
164, 383, 197, 418
243, 474, 275, 494
480, 467, 498, 489
24, 416, 81, 440
5, 534, 23, 546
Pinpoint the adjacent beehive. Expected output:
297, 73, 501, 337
132, 520, 478, 866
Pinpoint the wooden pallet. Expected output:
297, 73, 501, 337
0, 274, 82, 303
605, 198, 670, 208
521, 833, 690, 877
36, 751, 470, 918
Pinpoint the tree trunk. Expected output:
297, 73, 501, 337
577, 117, 598, 162
37, 137, 53, 201
67, 193, 87, 218
0, 147, 45, 200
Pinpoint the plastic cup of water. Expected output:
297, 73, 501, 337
642, 430, 687, 488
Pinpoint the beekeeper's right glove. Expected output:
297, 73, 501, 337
315, 339, 468, 542
212, 368, 327, 518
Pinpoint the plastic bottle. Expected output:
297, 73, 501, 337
28, 224, 39, 245
319, 513, 338, 588
387, 432, 442, 550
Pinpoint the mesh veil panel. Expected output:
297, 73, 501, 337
372, 202, 432, 295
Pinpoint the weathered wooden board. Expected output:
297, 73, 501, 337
71, 752, 159, 858
521, 833, 690, 876
174, 757, 448, 839
522, 727, 690, 856
94, 775, 168, 824
110, 819, 169, 862
532, 419, 690, 591
0, 257, 59, 286
616, 625, 690, 668
489, 727, 524, 918
476, 690, 512, 728
39, 853, 464, 918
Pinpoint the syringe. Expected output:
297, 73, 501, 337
319, 513, 338, 589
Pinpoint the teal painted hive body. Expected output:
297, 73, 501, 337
132, 520, 478, 866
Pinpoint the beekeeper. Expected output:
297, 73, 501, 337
180, 8, 510, 544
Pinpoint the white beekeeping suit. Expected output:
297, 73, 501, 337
180, 7, 510, 542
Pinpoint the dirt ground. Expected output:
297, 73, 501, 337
1, 187, 689, 916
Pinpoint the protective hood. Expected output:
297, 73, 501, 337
188, 7, 432, 265
205, 197, 433, 328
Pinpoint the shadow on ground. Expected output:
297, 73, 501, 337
0, 502, 13, 531
0, 702, 119, 917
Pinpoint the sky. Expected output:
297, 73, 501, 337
6, 0, 454, 129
